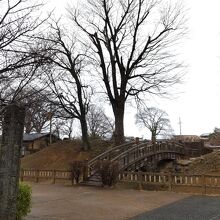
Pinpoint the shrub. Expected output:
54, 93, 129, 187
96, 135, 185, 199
96, 160, 119, 186
70, 161, 85, 184
16, 183, 32, 220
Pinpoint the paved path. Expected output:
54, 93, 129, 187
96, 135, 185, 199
131, 195, 220, 220
25, 183, 188, 220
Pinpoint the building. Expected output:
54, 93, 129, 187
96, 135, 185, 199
172, 135, 211, 157
204, 132, 220, 151
22, 133, 59, 156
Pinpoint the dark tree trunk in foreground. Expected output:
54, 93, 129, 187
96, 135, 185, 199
0, 104, 25, 220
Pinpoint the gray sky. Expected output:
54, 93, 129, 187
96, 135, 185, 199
48, 0, 220, 138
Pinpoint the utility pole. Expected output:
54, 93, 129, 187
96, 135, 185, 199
179, 117, 182, 135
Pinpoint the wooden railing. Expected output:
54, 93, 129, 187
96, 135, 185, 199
87, 141, 136, 176
119, 171, 220, 194
112, 142, 185, 171
87, 141, 185, 177
20, 168, 220, 194
20, 169, 73, 184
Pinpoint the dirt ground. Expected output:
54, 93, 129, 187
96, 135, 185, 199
26, 183, 189, 220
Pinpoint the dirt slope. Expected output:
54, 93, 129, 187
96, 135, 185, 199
21, 139, 112, 170
188, 151, 220, 174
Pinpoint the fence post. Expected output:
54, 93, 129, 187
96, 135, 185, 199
168, 172, 172, 191
135, 137, 139, 145
138, 172, 143, 190
35, 170, 39, 183
202, 174, 206, 195
53, 170, 56, 184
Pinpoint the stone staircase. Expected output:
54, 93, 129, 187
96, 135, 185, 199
80, 173, 103, 187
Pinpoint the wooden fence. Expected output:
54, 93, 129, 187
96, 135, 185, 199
119, 172, 220, 195
20, 169, 220, 195
20, 169, 74, 184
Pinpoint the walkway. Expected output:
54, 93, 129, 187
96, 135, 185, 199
26, 184, 188, 220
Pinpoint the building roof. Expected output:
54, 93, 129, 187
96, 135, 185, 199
200, 133, 211, 138
23, 133, 50, 141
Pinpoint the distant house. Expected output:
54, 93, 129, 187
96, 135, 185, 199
205, 132, 220, 150
22, 133, 59, 156
172, 135, 211, 157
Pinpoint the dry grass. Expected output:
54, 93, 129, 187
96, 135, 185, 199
188, 151, 220, 174
21, 139, 113, 170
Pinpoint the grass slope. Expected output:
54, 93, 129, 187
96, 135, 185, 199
21, 139, 112, 170
188, 151, 220, 174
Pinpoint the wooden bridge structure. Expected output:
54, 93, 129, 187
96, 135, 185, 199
84, 140, 186, 185
20, 140, 220, 194
19, 140, 186, 187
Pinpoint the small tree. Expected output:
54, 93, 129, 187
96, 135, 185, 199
96, 160, 119, 187
136, 106, 173, 143
87, 105, 114, 139
70, 161, 85, 184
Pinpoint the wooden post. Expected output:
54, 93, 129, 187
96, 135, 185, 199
53, 170, 56, 184
138, 172, 143, 190
202, 174, 206, 195
135, 137, 139, 144
0, 104, 25, 220
168, 172, 173, 191
35, 170, 39, 183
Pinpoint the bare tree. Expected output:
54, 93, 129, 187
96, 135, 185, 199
53, 118, 75, 139
42, 22, 92, 150
24, 93, 56, 134
136, 106, 173, 143
0, 0, 51, 105
87, 104, 114, 139
70, 0, 186, 144
0, 1, 50, 219
61, 118, 74, 139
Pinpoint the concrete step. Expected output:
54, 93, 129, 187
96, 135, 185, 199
80, 180, 103, 187
80, 173, 102, 187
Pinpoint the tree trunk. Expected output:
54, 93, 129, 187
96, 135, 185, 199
0, 104, 25, 220
151, 132, 156, 145
113, 105, 125, 145
80, 117, 90, 151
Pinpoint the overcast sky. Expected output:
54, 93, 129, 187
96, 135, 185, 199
48, 0, 220, 139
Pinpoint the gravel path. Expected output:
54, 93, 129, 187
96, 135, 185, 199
25, 183, 188, 220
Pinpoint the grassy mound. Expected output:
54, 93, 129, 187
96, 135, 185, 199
21, 139, 112, 170
188, 151, 220, 174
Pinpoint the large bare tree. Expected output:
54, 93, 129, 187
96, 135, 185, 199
42, 22, 92, 150
70, 0, 185, 144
